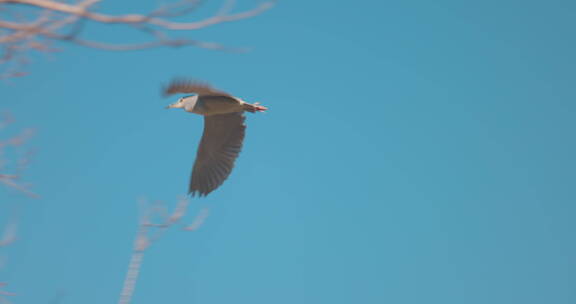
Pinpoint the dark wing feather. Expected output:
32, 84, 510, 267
189, 112, 246, 196
163, 79, 229, 97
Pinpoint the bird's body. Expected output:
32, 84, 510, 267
180, 95, 247, 116
163, 79, 267, 196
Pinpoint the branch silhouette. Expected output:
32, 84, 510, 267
0, 0, 275, 77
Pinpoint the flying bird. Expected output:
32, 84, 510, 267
163, 79, 267, 197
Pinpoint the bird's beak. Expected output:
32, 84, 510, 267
165, 104, 174, 109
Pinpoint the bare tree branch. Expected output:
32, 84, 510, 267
183, 207, 209, 231
1, 0, 273, 30
0, 283, 15, 304
0, 209, 19, 304
0, 0, 275, 77
0, 114, 37, 197
0, 221, 17, 248
118, 197, 209, 304
0, 115, 29, 302
0, 282, 16, 297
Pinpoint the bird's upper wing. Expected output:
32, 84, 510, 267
163, 79, 230, 97
189, 112, 246, 196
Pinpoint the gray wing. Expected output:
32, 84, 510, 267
163, 79, 229, 97
189, 112, 246, 196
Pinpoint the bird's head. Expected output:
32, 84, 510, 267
166, 97, 186, 109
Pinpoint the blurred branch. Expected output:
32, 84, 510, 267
0, 114, 37, 197
118, 197, 209, 304
0, 282, 16, 297
0, 211, 19, 304
0, 114, 31, 304
183, 207, 209, 231
1, 0, 273, 30
0, 0, 275, 77
0, 282, 16, 303
0, 219, 17, 248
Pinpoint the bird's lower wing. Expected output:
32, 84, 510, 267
189, 112, 246, 196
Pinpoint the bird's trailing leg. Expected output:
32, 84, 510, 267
243, 102, 268, 113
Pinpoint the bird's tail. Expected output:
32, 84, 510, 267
243, 102, 268, 113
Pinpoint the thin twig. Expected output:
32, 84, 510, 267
0, 0, 274, 77
0, 221, 17, 248
118, 196, 207, 304
0, 115, 37, 197
0, 0, 274, 30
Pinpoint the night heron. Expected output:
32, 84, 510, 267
163, 79, 267, 196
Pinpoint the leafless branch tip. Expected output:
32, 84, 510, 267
0, 0, 275, 77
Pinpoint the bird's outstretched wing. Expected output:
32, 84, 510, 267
163, 79, 230, 97
189, 112, 246, 196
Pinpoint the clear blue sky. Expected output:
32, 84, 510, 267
2, 1, 576, 303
